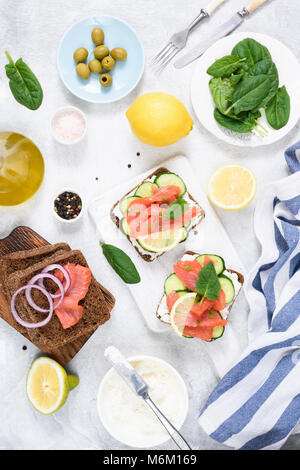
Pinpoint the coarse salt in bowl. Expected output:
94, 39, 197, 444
51, 106, 87, 144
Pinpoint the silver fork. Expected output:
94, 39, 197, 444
152, 0, 227, 73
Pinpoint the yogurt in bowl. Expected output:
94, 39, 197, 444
97, 355, 189, 448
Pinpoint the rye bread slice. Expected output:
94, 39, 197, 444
110, 167, 205, 262
156, 250, 244, 324
6, 250, 113, 348
0, 243, 71, 336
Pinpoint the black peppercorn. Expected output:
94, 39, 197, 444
54, 191, 82, 220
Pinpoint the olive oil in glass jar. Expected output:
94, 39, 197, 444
0, 132, 44, 206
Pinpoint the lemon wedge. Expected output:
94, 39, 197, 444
170, 293, 197, 337
26, 357, 78, 414
207, 164, 257, 211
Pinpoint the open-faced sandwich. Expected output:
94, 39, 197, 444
156, 251, 244, 341
0, 243, 115, 349
110, 167, 205, 261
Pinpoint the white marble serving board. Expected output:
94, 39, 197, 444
89, 155, 247, 377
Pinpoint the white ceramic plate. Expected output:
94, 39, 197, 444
191, 32, 300, 147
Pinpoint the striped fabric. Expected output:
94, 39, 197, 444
198, 142, 300, 450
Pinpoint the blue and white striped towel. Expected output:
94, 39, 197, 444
199, 141, 300, 450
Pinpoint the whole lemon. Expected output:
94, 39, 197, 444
125, 92, 193, 147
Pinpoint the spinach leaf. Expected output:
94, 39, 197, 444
100, 242, 141, 284
249, 59, 279, 107
209, 77, 234, 114
4, 51, 43, 110
265, 86, 290, 130
207, 55, 246, 78
229, 72, 244, 85
165, 198, 189, 220
195, 261, 221, 301
214, 108, 254, 133
226, 75, 271, 115
232, 38, 271, 71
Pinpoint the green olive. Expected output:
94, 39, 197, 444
73, 47, 88, 63
91, 27, 104, 46
76, 63, 90, 79
94, 45, 110, 60
101, 56, 115, 71
110, 47, 127, 61
88, 59, 102, 74
100, 73, 112, 87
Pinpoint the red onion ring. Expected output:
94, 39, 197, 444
39, 264, 71, 296
26, 273, 65, 312
11, 284, 54, 329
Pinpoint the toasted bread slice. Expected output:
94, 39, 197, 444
0, 243, 71, 336
156, 250, 244, 324
6, 250, 114, 348
110, 167, 205, 262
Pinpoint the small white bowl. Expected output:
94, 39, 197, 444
51, 105, 87, 145
97, 355, 189, 448
52, 188, 84, 224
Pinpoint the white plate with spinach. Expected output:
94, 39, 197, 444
191, 32, 300, 147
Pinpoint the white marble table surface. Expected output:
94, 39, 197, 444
0, 0, 299, 450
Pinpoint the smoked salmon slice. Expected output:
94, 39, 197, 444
54, 263, 92, 329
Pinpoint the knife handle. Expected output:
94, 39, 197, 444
205, 0, 226, 16
246, 0, 268, 14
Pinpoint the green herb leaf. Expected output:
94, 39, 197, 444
100, 242, 141, 284
265, 86, 290, 130
213, 108, 254, 133
207, 55, 246, 78
195, 261, 221, 301
231, 38, 271, 71
226, 75, 271, 115
209, 77, 234, 114
164, 198, 189, 220
4, 51, 43, 110
249, 59, 279, 107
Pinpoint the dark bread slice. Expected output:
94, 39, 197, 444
110, 167, 205, 262
0, 243, 71, 337
6, 250, 113, 348
156, 250, 244, 324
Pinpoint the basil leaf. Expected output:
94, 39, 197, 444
265, 86, 290, 130
249, 59, 279, 107
207, 55, 246, 78
214, 108, 254, 133
195, 261, 221, 301
209, 77, 234, 114
4, 51, 43, 110
226, 75, 271, 115
165, 198, 189, 220
232, 38, 271, 71
100, 242, 141, 284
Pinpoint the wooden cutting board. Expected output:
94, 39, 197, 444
0, 226, 115, 364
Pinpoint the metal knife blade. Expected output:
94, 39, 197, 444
104, 346, 148, 397
174, 12, 245, 69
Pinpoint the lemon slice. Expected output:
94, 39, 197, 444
26, 357, 78, 414
207, 164, 257, 210
170, 292, 197, 337
137, 227, 187, 253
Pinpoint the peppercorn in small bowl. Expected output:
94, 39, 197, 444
53, 189, 84, 224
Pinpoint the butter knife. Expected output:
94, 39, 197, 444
104, 346, 191, 450
174, 0, 269, 69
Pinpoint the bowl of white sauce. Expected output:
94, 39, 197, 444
97, 355, 189, 448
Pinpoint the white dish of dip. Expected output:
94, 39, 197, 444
97, 355, 189, 448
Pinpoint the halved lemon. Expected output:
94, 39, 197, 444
137, 227, 187, 253
170, 292, 197, 337
207, 164, 257, 211
26, 357, 79, 414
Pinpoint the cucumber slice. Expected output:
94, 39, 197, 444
219, 274, 235, 304
119, 196, 140, 215
164, 273, 187, 295
211, 313, 225, 340
134, 181, 158, 198
120, 218, 130, 236
196, 254, 225, 275
154, 172, 186, 197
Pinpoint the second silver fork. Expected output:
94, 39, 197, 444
151, 0, 227, 73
